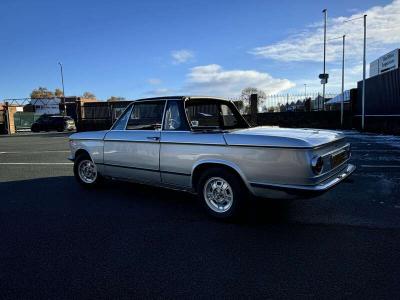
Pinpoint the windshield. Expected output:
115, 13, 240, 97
185, 99, 249, 130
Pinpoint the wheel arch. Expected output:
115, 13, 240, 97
74, 148, 93, 161
191, 160, 252, 193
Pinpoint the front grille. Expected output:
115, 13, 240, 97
331, 150, 349, 169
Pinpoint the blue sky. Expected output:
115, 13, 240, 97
0, 0, 398, 100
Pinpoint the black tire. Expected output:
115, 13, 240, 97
73, 153, 102, 187
31, 124, 40, 132
197, 167, 248, 220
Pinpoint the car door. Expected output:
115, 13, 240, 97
103, 100, 166, 184
160, 100, 227, 188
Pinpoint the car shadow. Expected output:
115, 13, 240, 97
0, 176, 296, 225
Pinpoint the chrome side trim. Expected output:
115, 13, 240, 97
98, 162, 191, 176
105, 139, 160, 143
160, 141, 227, 146
227, 144, 312, 149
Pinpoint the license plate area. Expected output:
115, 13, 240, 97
331, 150, 348, 169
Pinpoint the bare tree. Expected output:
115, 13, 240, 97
238, 87, 267, 114
83, 92, 96, 99
30, 87, 54, 99
240, 87, 266, 101
54, 88, 63, 97
107, 96, 125, 102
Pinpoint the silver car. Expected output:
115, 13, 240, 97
69, 96, 355, 219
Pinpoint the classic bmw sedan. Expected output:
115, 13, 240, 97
69, 96, 355, 219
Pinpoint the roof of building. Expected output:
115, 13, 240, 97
325, 90, 351, 105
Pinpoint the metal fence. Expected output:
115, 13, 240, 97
230, 92, 338, 113
13, 112, 42, 131
77, 101, 132, 131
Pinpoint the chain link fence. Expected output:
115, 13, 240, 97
230, 92, 338, 113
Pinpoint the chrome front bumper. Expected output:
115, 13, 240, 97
250, 163, 356, 199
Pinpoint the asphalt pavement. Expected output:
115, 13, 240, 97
1, 131, 400, 299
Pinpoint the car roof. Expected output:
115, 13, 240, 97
131, 96, 232, 103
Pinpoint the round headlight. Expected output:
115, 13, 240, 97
311, 156, 324, 174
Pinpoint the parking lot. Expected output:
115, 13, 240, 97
1, 131, 400, 298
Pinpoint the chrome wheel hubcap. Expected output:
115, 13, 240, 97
203, 177, 233, 213
78, 159, 97, 184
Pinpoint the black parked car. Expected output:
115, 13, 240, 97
31, 115, 76, 132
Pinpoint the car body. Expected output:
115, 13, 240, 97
69, 96, 355, 218
32, 115, 76, 132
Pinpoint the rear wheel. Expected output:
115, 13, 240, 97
31, 124, 40, 132
74, 154, 102, 187
197, 167, 248, 220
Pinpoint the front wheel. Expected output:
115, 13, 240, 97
197, 167, 248, 220
74, 154, 102, 187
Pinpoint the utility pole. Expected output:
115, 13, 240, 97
361, 15, 367, 130
58, 62, 66, 116
322, 9, 327, 111
304, 84, 307, 101
341, 35, 346, 127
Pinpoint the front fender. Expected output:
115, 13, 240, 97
69, 139, 105, 173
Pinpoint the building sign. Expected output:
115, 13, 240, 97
370, 49, 399, 77
379, 49, 399, 73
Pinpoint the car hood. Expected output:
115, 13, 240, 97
223, 126, 344, 148
69, 130, 109, 140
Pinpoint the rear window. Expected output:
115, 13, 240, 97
185, 100, 247, 130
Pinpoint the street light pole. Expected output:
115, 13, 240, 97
322, 9, 327, 111
304, 84, 307, 100
362, 15, 367, 130
341, 35, 346, 127
58, 62, 66, 116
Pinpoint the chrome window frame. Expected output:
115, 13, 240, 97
110, 103, 134, 131
162, 99, 191, 132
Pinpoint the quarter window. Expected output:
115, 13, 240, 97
126, 101, 165, 130
111, 105, 132, 130
163, 101, 189, 131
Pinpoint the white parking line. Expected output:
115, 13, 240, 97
0, 163, 73, 165
0, 150, 70, 154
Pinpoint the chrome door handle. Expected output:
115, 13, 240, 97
146, 136, 160, 141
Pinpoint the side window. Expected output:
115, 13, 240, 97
163, 101, 189, 131
185, 103, 220, 128
127, 101, 165, 130
220, 104, 238, 128
111, 105, 132, 130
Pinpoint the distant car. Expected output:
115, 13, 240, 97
68, 96, 355, 219
31, 115, 76, 132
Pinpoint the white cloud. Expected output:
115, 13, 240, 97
250, 0, 400, 63
147, 78, 162, 85
171, 49, 194, 64
184, 64, 295, 96
145, 88, 175, 96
